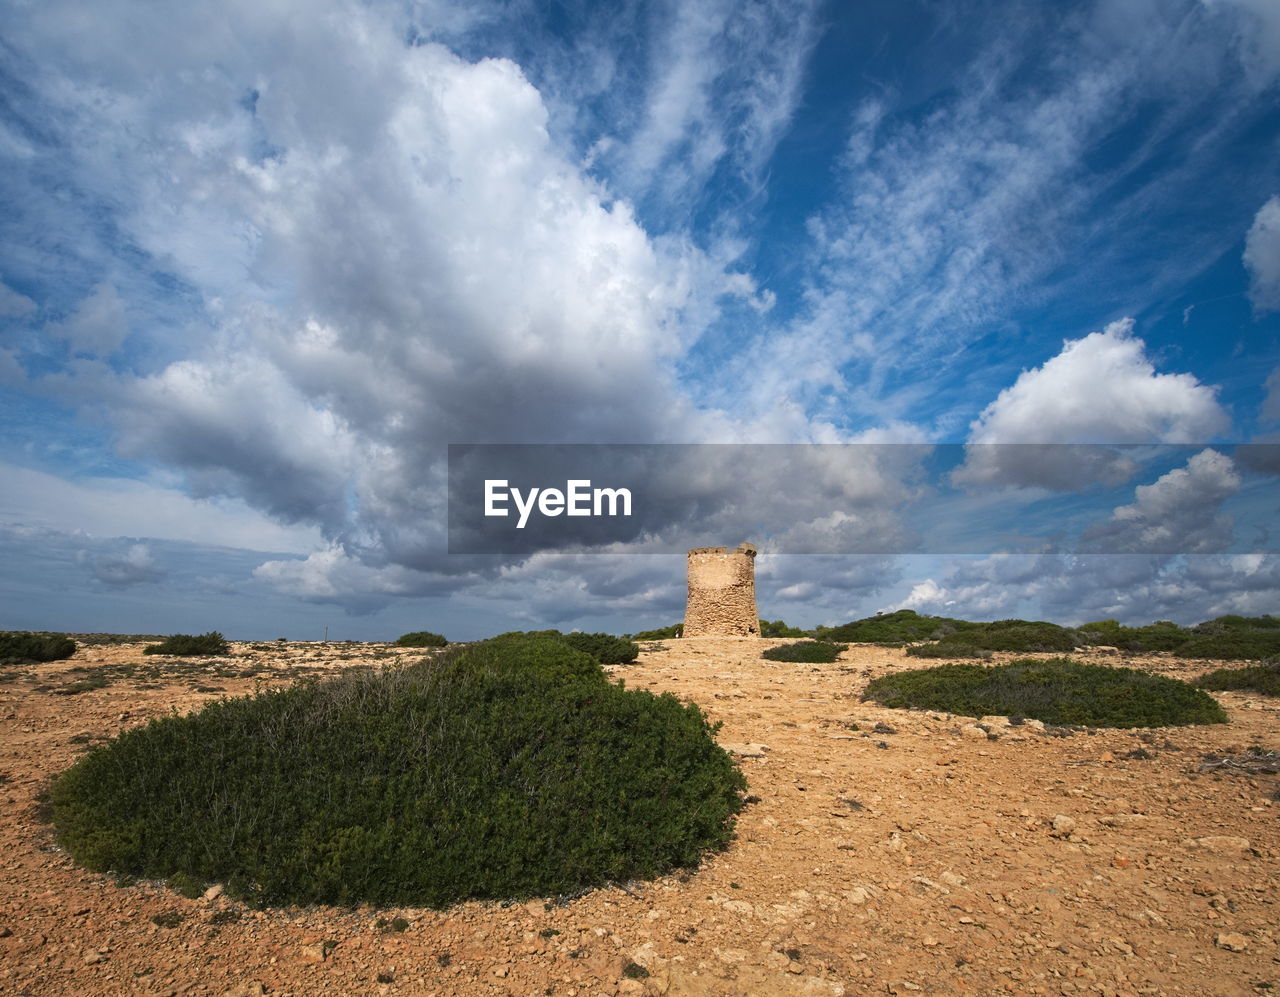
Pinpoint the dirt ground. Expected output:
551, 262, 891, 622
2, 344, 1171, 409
1, 637, 1277, 996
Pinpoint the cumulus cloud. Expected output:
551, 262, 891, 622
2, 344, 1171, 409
45, 282, 129, 356
955, 320, 1228, 489
0, 461, 324, 554
0, 281, 36, 317
87, 543, 166, 586
1203, 0, 1280, 83
1081, 449, 1241, 554
1244, 195, 1280, 312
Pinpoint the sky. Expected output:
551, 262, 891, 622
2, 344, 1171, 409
1, 0, 1279, 640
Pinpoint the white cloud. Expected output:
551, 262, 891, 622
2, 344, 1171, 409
45, 282, 129, 356
1082, 448, 1241, 554
88, 543, 167, 586
955, 319, 1229, 488
0, 461, 324, 554
1203, 0, 1280, 83
1244, 195, 1280, 312
1263, 366, 1280, 424
0, 281, 36, 318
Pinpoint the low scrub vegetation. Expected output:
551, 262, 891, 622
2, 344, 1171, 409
817, 609, 967, 645
0, 632, 77, 663
762, 640, 847, 663
863, 657, 1227, 728
759, 619, 807, 638
557, 631, 640, 665
1196, 662, 1280, 697
49, 633, 744, 908
629, 624, 682, 641
143, 632, 230, 657
906, 619, 1079, 657
392, 631, 448, 648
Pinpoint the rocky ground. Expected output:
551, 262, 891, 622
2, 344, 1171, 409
1, 637, 1277, 996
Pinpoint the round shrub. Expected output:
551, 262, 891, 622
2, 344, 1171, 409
49, 635, 745, 908
558, 631, 640, 665
143, 632, 229, 656
862, 657, 1227, 728
393, 631, 448, 648
0, 631, 76, 663
1196, 662, 1280, 697
762, 640, 847, 663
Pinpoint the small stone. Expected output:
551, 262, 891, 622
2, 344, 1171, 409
300, 942, 328, 964
1050, 815, 1076, 836
1215, 932, 1249, 952
1184, 836, 1251, 855
959, 725, 987, 740
1191, 881, 1219, 896
1097, 813, 1148, 828
1100, 751, 1115, 762
493, 965, 509, 978
617, 982, 646, 996
203, 885, 224, 901
922, 936, 939, 947
723, 743, 769, 758
83, 950, 103, 965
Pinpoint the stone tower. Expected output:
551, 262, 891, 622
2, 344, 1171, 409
683, 543, 760, 637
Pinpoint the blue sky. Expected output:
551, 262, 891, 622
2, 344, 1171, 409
1, 0, 1279, 640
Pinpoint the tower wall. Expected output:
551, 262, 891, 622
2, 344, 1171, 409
683, 543, 759, 637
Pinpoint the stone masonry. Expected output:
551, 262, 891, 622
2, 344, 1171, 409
683, 542, 760, 637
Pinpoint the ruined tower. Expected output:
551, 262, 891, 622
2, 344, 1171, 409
683, 543, 760, 637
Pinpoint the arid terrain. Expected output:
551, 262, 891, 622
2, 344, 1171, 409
1, 637, 1277, 996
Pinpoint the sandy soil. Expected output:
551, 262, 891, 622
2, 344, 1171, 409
1, 637, 1277, 996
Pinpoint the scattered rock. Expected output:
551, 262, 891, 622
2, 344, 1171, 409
723, 743, 769, 758
83, 949, 103, 965
203, 884, 224, 901
1097, 813, 1149, 828
1191, 881, 1220, 896
959, 725, 987, 740
300, 942, 329, 964
1215, 932, 1249, 952
1183, 836, 1251, 855
1050, 815, 1077, 837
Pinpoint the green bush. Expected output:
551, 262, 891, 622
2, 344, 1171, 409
759, 620, 807, 638
0, 632, 77, 663
630, 624, 682, 641
820, 609, 968, 644
558, 632, 640, 665
1076, 619, 1191, 652
906, 619, 1078, 657
393, 631, 448, 648
762, 640, 847, 663
1196, 663, 1280, 695
143, 632, 230, 657
1176, 630, 1280, 660
49, 635, 745, 908
862, 658, 1227, 728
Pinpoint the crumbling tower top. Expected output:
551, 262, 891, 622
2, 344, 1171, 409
683, 543, 759, 637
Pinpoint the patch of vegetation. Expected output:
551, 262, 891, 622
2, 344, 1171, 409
209, 908, 241, 925
759, 620, 807, 638
66, 633, 168, 646
863, 657, 1228, 728
49, 634, 745, 908
1076, 619, 1191, 652
905, 619, 1079, 657
143, 632, 230, 657
393, 631, 448, 648
1177, 630, 1280, 661
0, 632, 77, 664
761, 640, 847, 663
1196, 662, 1280, 697
167, 871, 205, 898
817, 609, 968, 645
558, 631, 640, 665
151, 911, 185, 928
629, 624, 682, 641
51, 673, 111, 695
622, 962, 651, 980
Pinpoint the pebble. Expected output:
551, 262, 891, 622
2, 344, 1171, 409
1214, 932, 1249, 952
1050, 815, 1076, 836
